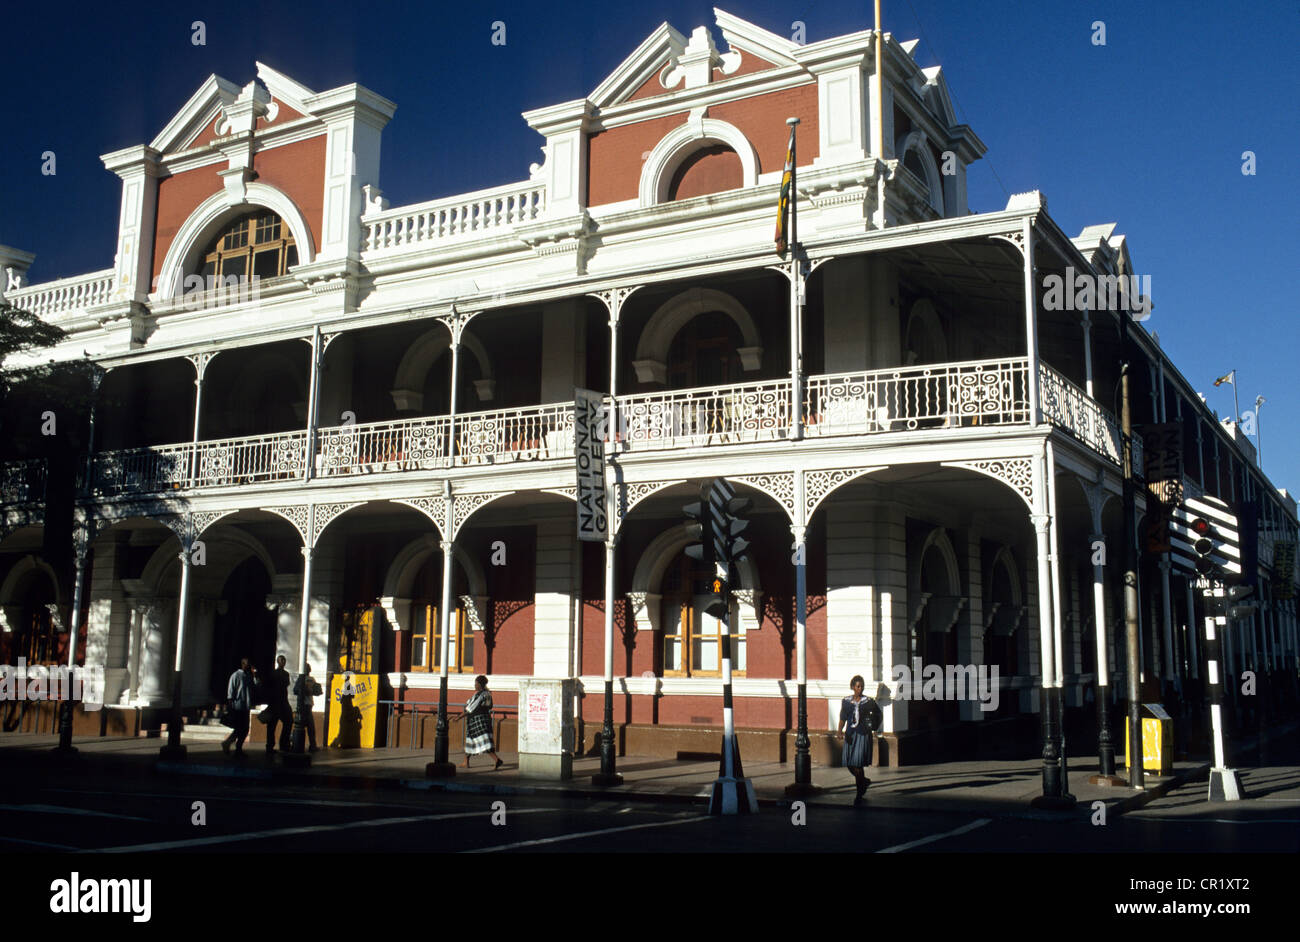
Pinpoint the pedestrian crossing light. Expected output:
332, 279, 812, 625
1191, 517, 1216, 576
704, 576, 728, 619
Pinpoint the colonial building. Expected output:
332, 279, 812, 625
1, 10, 1295, 765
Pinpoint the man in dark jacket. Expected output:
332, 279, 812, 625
292, 663, 321, 752
222, 657, 257, 757
265, 654, 294, 752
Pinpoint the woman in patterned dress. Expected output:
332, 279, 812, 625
838, 675, 881, 803
463, 675, 503, 769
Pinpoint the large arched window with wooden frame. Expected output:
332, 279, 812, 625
408, 602, 472, 673
659, 552, 746, 677
196, 211, 299, 282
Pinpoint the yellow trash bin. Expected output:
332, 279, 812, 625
1124, 702, 1173, 776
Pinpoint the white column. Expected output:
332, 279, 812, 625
1090, 534, 1109, 688
1081, 311, 1094, 399
101, 145, 162, 303
303, 327, 322, 481
1046, 444, 1065, 698
439, 540, 455, 680
1023, 218, 1040, 424
298, 545, 314, 676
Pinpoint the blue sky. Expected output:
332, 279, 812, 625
2, 1, 1297, 493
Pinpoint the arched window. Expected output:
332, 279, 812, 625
196, 211, 298, 282
660, 552, 746, 677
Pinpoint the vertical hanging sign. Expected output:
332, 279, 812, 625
575, 388, 608, 542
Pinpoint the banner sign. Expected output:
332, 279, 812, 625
1274, 541, 1296, 600
574, 388, 608, 542
1142, 422, 1183, 504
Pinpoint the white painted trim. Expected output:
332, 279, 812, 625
639, 117, 759, 208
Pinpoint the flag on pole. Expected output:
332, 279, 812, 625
1213, 370, 1235, 387
774, 125, 795, 256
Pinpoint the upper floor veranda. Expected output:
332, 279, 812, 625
0, 11, 1290, 534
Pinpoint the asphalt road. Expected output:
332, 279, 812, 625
0, 756, 1295, 855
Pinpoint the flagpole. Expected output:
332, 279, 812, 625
787, 117, 802, 442
1232, 372, 1239, 428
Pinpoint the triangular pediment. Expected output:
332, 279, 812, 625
589, 11, 798, 109
148, 65, 321, 156
589, 22, 688, 108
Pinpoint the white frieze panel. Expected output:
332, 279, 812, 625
804, 467, 882, 522
451, 491, 510, 537
192, 510, 239, 538
266, 505, 310, 544
391, 497, 448, 536
313, 502, 363, 545
941, 458, 1035, 508
732, 473, 796, 522
989, 229, 1026, 256
541, 486, 577, 501
615, 480, 686, 535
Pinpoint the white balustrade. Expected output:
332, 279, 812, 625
363, 181, 547, 253
316, 416, 450, 476
454, 402, 574, 465
805, 358, 1031, 437
192, 431, 308, 486
1038, 363, 1124, 465
6, 269, 115, 319
92, 442, 194, 495
617, 378, 791, 451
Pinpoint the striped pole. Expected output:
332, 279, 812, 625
1204, 584, 1244, 800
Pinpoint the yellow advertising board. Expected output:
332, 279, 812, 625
1124, 704, 1173, 776
327, 671, 379, 748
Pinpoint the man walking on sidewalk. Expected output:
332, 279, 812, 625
265, 654, 293, 753
222, 657, 257, 757
292, 663, 321, 752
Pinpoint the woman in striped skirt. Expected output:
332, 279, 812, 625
463, 675, 503, 770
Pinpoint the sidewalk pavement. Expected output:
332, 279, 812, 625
0, 729, 1231, 818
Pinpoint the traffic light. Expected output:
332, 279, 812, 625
683, 490, 713, 565
710, 488, 752, 569
1191, 516, 1216, 576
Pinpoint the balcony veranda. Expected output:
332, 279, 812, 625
74, 357, 1133, 498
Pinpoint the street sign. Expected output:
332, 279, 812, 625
574, 388, 608, 542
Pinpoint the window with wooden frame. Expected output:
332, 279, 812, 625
196, 211, 299, 283
410, 602, 472, 673
660, 553, 745, 677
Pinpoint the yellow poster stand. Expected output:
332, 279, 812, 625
328, 671, 379, 748
1124, 703, 1173, 776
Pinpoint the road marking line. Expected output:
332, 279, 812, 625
47, 788, 407, 810
0, 803, 150, 822
1130, 815, 1300, 825
0, 836, 80, 851
876, 817, 992, 853
92, 807, 565, 853
465, 814, 712, 853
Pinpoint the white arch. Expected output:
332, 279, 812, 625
632, 287, 763, 384
154, 182, 317, 300
0, 555, 60, 606
639, 117, 759, 208
990, 545, 1022, 607
629, 523, 761, 635
381, 534, 488, 600
904, 298, 947, 365
390, 326, 495, 411
914, 527, 961, 597
898, 130, 944, 215
139, 527, 277, 597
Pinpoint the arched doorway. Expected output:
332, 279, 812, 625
909, 528, 963, 729
985, 547, 1023, 717
666, 310, 744, 389
210, 557, 277, 702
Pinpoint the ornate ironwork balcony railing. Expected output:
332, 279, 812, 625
6, 269, 115, 320
0, 458, 48, 505
69, 357, 1143, 500
1038, 363, 1128, 467
616, 378, 792, 452
362, 180, 547, 253
316, 416, 450, 477
454, 402, 574, 465
805, 357, 1032, 436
